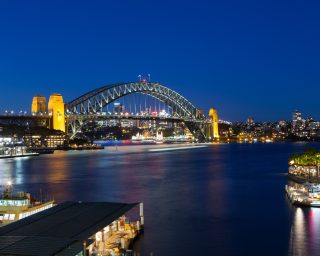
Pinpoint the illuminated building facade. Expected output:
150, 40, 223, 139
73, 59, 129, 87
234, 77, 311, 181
31, 96, 47, 115
23, 134, 66, 148
208, 108, 219, 140
48, 94, 65, 132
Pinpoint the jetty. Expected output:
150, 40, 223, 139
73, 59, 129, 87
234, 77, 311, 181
285, 183, 320, 207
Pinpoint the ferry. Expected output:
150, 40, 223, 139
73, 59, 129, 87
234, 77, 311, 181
131, 133, 156, 144
0, 182, 55, 226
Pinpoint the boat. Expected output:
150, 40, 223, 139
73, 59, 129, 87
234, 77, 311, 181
131, 133, 155, 144
0, 182, 55, 226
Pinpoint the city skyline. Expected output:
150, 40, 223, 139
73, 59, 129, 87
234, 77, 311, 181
0, 0, 320, 121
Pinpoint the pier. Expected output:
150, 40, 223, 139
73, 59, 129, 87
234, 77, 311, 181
285, 184, 320, 207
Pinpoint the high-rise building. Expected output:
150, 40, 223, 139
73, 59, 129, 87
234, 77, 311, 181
292, 110, 302, 131
247, 116, 254, 126
48, 94, 65, 132
31, 96, 47, 115
113, 102, 124, 114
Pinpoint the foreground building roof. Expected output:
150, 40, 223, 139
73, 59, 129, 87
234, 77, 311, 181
0, 201, 138, 256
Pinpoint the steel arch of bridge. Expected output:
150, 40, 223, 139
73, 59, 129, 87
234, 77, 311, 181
66, 82, 204, 119
65, 81, 207, 140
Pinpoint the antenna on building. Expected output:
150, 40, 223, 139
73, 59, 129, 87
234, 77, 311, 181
138, 75, 142, 82
148, 74, 151, 82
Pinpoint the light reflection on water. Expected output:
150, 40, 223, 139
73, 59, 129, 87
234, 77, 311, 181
289, 207, 320, 256
289, 208, 306, 256
0, 143, 320, 255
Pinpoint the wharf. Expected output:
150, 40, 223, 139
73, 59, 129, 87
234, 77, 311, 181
57, 144, 104, 151
285, 184, 320, 207
0, 152, 39, 159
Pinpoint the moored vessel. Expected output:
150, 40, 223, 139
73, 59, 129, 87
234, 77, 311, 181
0, 182, 55, 226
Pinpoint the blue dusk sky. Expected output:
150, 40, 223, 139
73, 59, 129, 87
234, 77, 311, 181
0, 0, 319, 122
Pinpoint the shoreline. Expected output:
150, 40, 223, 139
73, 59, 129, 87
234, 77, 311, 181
0, 152, 39, 159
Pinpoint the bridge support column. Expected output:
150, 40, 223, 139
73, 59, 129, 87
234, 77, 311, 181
48, 94, 65, 132
208, 108, 219, 141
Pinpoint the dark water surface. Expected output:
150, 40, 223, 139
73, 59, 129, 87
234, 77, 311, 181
1, 143, 319, 256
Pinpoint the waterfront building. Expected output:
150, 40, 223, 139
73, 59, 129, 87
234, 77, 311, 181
288, 149, 320, 182
0, 137, 12, 146
31, 95, 47, 115
0, 136, 40, 158
48, 94, 65, 132
0, 201, 144, 256
23, 134, 66, 148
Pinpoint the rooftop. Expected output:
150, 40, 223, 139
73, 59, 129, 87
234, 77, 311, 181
0, 201, 138, 256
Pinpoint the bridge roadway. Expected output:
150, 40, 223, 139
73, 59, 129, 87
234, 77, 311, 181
0, 115, 50, 126
66, 113, 207, 123
0, 114, 208, 126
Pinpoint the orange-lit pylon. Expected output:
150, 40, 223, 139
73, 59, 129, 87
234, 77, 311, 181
208, 108, 219, 140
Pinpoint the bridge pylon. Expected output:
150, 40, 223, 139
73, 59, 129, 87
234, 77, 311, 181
208, 108, 219, 141
48, 94, 66, 132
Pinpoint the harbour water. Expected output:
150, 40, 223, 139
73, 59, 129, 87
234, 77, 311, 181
0, 142, 319, 255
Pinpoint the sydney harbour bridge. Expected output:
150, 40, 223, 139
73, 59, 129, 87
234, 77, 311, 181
0, 81, 219, 142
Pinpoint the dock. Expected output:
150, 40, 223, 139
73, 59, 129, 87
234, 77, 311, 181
285, 184, 320, 207
0, 152, 39, 159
